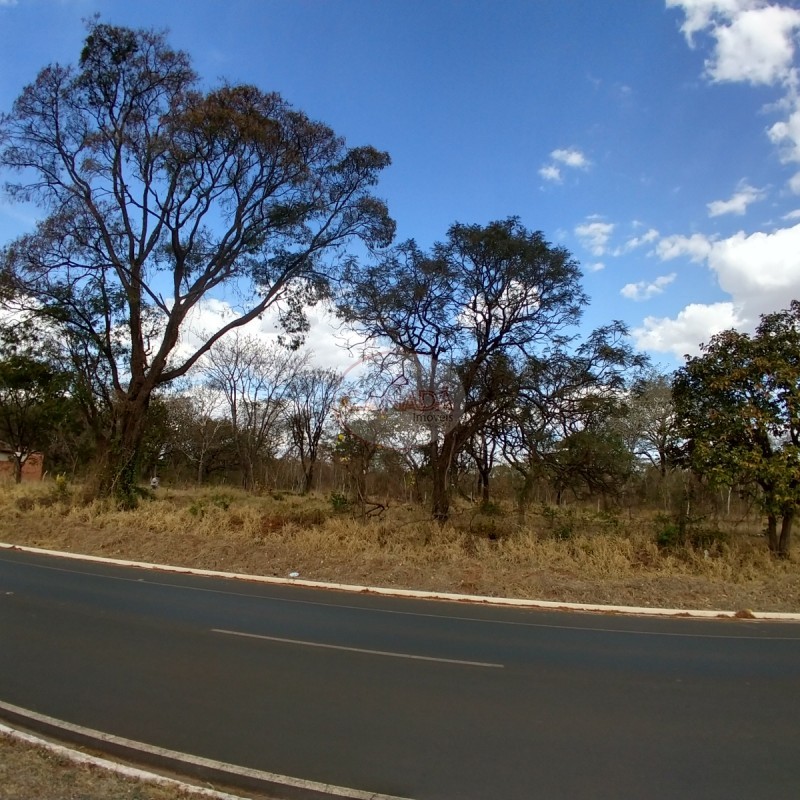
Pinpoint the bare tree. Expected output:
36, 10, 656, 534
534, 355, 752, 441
165, 386, 228, 484
201, 333, 306, 490
287, 367, 342, 493
625, 367, 678, 478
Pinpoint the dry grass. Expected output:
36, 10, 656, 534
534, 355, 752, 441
1, 478, 799, 612
0, 732, 217, 800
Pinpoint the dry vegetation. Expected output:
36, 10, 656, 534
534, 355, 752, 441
2, 478, 799, 612
0, 731, 226, 800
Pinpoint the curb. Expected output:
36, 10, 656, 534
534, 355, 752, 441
0, 701, 413, 800
3, 541, 800, 621
0, 721, 247, 800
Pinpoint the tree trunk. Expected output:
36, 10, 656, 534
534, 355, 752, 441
13, 455, 22, 484
96, 393, 151, 508
431, 465, 450, 523
478, 466, 490, 504
779, 511, 793, 558
766, 513, 779, 553
303, 462, 315, 495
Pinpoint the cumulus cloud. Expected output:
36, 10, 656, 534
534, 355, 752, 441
669, 1, 800, 84
575, 219, 614, 256
667, 0, 757, 43
655, 233, 713, 262
707, 182, 765, 215
641, 221, 800, 356
551, 148, 591, 169
706, 222, 800, 305
620, 273, 677, 301
669, 1, 800, 190
633, 301, 744, 358
539, 147, 590, 184
538, 164, 561, 183
708, 5, 800, 85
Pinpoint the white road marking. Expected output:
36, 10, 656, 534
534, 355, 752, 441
212, 627, 505, 668
0, 700, 414, 800
3, 552, 800, 641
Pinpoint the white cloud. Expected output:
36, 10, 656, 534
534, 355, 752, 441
769, 109, 800, 163
551, 148, 590, 169
706, 222, 800, 306
615, 227, 660, 254
655, 233, 713, 262
708, 5, 800, 85
539, 147, 590, 184
670, 2, 800, 191
643, 221, 800, 356
620, 273, 677, 301
667, 0, 758, 43
170, 298, 358, 376
633, 301, 744, 358
707, 182, 765, 216
575, 220, 614, 256
538, 164, 561, 183
782, 207, 800, 219
586, 262, 606, 273
668, 1, 800, 85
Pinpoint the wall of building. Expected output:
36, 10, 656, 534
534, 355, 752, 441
0, 452, 44, 481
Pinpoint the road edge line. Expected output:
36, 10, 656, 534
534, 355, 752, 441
0, 700, 414, 800
2, 541, 799, 621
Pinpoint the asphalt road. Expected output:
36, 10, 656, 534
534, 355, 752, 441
1, 548, 799, 800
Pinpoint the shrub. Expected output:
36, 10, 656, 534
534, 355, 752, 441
654, 512, 728, 551
329, 492, 350, 513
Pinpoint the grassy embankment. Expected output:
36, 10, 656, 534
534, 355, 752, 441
2, 478, 799, 612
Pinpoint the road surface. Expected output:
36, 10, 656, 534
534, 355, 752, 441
1, 548, 799, 799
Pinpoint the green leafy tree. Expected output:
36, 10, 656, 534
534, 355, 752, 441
673, 301, 800, 557
503, 325, 644, 509
0, 22, 393, 506
0, 345, 69, 482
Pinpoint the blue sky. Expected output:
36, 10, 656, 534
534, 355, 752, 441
2, 0, 800, 369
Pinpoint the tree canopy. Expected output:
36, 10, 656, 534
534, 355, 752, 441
673, 301, 800, 556
339, 217, 643, 519
0, 21, 393, 505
